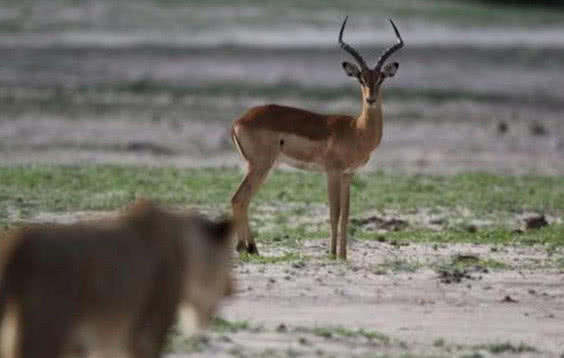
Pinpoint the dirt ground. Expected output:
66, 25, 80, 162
2, 114, 563, 175
24, 210, 564, 357
1, 3, 563, 355
216, 242, 564, 357
1, 30, 564, 175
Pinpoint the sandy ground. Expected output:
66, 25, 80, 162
1, 114, 563, 175
210, 241, 564, 357
1, 7, 563, 355
22, 210, 564, 357
1, 31, 563, 175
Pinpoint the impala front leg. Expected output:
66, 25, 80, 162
338, 173, 352, 260
327, 171, 342, 257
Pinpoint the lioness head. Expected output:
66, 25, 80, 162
125, 199, 235, 330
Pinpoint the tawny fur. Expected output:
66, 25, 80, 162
0, 200, 234, 358
230, 18, 403, 260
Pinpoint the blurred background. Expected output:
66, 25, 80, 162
0, 0, 563, 174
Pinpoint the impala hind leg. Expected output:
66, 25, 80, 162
231, 165, 271, 255
338, 173, 352, 260
327, 172, 342, 257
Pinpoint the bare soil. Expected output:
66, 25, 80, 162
2, 13, 563, 356
23, 210, 564, 357
1, 36, 564, 175
2, 115, 563, 175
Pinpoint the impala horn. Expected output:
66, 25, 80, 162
338, 16, 368, 70
374, 19, 404, 71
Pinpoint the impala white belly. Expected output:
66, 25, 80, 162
277, 134, 326, 171
278, 152, 325, 171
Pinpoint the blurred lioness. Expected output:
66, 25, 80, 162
0, 200, 234, 358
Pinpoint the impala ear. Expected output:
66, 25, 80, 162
382, 62, 399, 78
342, 62, 360, 78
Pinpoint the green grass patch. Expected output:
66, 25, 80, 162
4, 83, 563, 115
358, 225, 564, 247
165, 332, 211, 354
238, 251, 305, 265
474, 342, 538, 354
212, 317, 262, 333
295, 326, 390, 344
4, 166, 561, 216
433, 338, 446, 348
434, 253, 509, 276
371, 257, 422, 274
1, 166, 563, 247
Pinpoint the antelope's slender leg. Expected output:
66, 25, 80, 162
231, 165, 272, 255
338, 173, 352, 260
327, 171, 342, 257
228, 18, 404, 260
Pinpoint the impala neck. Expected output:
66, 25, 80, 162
356, 91, 383, 131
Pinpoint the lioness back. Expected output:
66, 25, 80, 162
0, 200, 234, 358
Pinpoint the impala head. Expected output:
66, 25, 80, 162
339, 17, 404, 106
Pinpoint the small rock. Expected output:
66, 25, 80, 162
464, 224, 478, 233
352, 216, 408, 232
126, 141, 174, 155
390, 240, 409, 248
276, 323, 287, 333
453, 254, 480, 262
437, 268, 475, 284
497, 121, 509, 135
524, 214, 548, 230
218, 335, 232, 343
530, 122, 548, 136
430, 218, 446, 225
501, 295, 518, 303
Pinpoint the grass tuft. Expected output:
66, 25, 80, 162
474, 342, 538, 354
238, 252, 305, 265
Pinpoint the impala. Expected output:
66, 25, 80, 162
231, 17, 404, 259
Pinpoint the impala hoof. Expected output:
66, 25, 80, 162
236, 240, 247, 253
247, 243, 259, 255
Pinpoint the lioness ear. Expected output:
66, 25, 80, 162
382, 62, 399, 78
342, 61, 360, 78
205, 218, 233, 244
